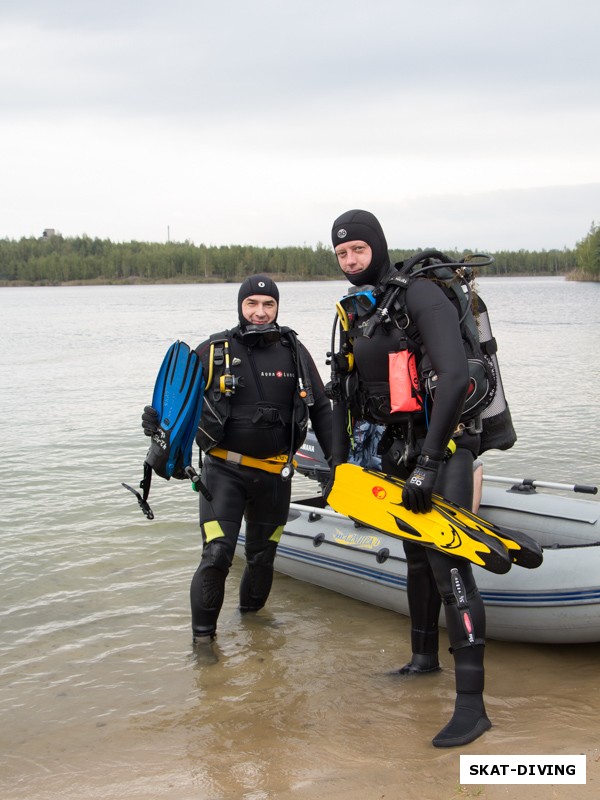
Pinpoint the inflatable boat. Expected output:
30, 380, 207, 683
243, 434, 600, 644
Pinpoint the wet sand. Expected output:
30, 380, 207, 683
3, 563, 598, 800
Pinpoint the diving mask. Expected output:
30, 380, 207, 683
240, 323, 282, 346
338, 286, 377, 318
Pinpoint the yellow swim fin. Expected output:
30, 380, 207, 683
328, 464, 512, 574
364, 466, 543, 569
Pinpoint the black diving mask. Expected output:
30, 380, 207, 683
240, 323, 282, 346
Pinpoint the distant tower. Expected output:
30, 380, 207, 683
42, 228, 56, 238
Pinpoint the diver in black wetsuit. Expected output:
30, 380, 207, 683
189, 275, 331, 642
328, 210, 491, 748
142, 275, 332, 643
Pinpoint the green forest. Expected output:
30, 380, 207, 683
1, 221, 599, 285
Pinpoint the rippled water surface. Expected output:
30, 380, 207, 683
1, 278, 599, 799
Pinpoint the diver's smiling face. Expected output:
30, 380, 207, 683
241, 295, 278, 326
334, 240, 373, 277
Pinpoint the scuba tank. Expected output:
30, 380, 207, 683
403, 251, 517, 453
473, 295, 517, 452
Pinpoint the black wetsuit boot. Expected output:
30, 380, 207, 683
398, 628, 441, 674
432, 645, 491, 747
432, 591, 491, 747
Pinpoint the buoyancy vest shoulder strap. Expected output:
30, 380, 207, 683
206, 326, 314, 407
206, 329, 231, 392
283, 328, 315, 407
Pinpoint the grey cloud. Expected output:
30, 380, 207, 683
1, 1, 598, 248
2, 1, 599, 119
378, 183, 600, 251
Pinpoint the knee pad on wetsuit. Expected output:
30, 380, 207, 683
198, 539, 235, 608
190, 538, 236, 638
239, 540, 278, 612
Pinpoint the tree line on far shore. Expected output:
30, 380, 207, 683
1, 221, 598, 285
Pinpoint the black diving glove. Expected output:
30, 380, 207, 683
402, 455, 441, 514
141, 405, 160, 437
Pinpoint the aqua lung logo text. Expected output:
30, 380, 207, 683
261, 371, 294, 378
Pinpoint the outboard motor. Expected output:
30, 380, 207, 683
295, 428, 331, 489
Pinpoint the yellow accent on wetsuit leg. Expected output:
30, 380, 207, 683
203, 520, 226, 543
269, 525, 284, 544
445, 438, 457, 459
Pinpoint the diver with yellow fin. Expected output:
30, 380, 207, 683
326, 209, 530, 748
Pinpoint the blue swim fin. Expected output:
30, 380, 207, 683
146, 340, 205, 480
122, 341, 206, 519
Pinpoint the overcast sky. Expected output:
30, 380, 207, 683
1, 0, 599, 251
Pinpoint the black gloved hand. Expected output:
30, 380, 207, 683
141, 405, 160, 437
402, 454, 441, 513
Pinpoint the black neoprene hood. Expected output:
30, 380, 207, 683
237, 274, 280, 326
331, 209, 391, 286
